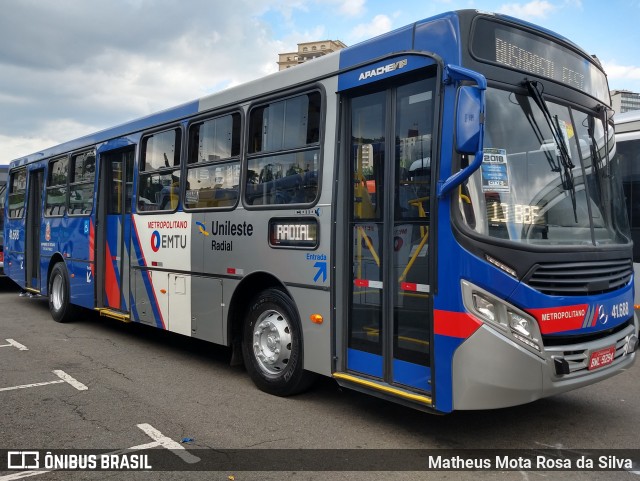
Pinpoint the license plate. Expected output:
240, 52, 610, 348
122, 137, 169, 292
588, 345, 616, 371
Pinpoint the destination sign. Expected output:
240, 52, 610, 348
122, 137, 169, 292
269, 218, 319, 249
471, 18, 609, 103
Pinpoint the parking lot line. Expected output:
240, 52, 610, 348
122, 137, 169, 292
0, 371, 87, 393
0, 339, 28, 351
0, 426, 200, 480
0, 379, 65, 393
51, 370, 88, 391
137, 423, 201, 464
0, 470, 41, 480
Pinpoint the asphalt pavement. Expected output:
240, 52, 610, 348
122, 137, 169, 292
0, 276, 639, 480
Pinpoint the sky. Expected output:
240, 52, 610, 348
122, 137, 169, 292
1, 0, 639, 165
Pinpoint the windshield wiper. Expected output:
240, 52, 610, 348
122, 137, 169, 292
524, 79, 578, 223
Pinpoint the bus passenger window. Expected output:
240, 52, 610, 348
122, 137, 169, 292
45, 157, 68, 217
138, 129, 181, 212
8, 169, 27, 218
245, 91, 322, 206
184, 113, 241, 209
69, 151, 96, 215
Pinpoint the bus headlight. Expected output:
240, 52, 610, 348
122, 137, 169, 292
509, 311, 532, 336
472, 293, 497, 324
462, 280, 543, 356
508, 311, 541, 351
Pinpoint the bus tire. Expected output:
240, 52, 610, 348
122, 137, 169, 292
48, 262, 76, 323
242, 288, 315, 396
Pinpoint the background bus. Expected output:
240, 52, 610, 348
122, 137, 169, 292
0, 165, 7, 276
615, 110, 640, 308
3, 10, 637, 413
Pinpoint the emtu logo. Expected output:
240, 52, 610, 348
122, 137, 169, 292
151, 231, 161, 252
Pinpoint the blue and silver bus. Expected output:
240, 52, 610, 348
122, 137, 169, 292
0, 164, 7, 276
615, 110, 640, 309
3, 10, 637, 413
0, 185, 5, 276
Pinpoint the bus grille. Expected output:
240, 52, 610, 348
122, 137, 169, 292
545, 326, 634, 375
525, 259, 632, 296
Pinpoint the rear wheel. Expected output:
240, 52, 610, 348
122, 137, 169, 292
48, 262, 76, 323
242, 288, 315, 396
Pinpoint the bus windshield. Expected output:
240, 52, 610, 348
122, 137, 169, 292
458, 86, 631, 247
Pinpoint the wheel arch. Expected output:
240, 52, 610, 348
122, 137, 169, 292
45, 253, 67, 296
227, 271, 293, 361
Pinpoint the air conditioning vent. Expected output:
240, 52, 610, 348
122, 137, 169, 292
525, 259, 632, 296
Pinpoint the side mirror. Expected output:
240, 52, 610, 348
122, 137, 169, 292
456, 86, 483, 154
438, 65, 486, 198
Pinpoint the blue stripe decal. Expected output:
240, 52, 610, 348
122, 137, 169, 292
347, 348, 383, 378
121, 216, 131, 311
131, 220, 164, 329
131, 219, 145, 269
433, 334, 466, 413
131, 301, 141, 325
145, 270, 165, 328
392, 359, 431, 391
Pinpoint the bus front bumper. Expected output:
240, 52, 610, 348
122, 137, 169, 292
451, 320, 638, 410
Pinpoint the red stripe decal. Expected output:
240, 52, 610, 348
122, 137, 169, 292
104, 241, 121, 310
401, 282, 416, 291
434, 310, 482, 339
89, 220, 95, 275
527, 305, 588, 334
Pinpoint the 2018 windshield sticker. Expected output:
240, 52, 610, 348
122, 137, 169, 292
482, 148, 542, 226
481, 148, 510, 193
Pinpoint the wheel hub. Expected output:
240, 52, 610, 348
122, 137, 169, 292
252, 310, 292, 375
51, 274, 64, 311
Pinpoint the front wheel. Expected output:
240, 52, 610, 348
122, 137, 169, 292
242, 288, 315, 396
48, 262, 76, 323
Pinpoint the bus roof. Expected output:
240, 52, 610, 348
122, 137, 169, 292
8, 9, 593, 169
615, 110, 640, 126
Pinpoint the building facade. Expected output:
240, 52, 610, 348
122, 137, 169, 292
611, 90, 640, 113
278, 40, 347, 70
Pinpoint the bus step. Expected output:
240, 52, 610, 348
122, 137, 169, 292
96, 308, 131, 323
333, 372, 432, 407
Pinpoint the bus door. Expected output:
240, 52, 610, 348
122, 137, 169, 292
25, 169, 44, 291
346, 74, 436, 393
97, 147, 134, 312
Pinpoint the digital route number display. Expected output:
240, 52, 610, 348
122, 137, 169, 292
471, 18, 609, 103
488, 201, 541, 225
269, 218, 319, 249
